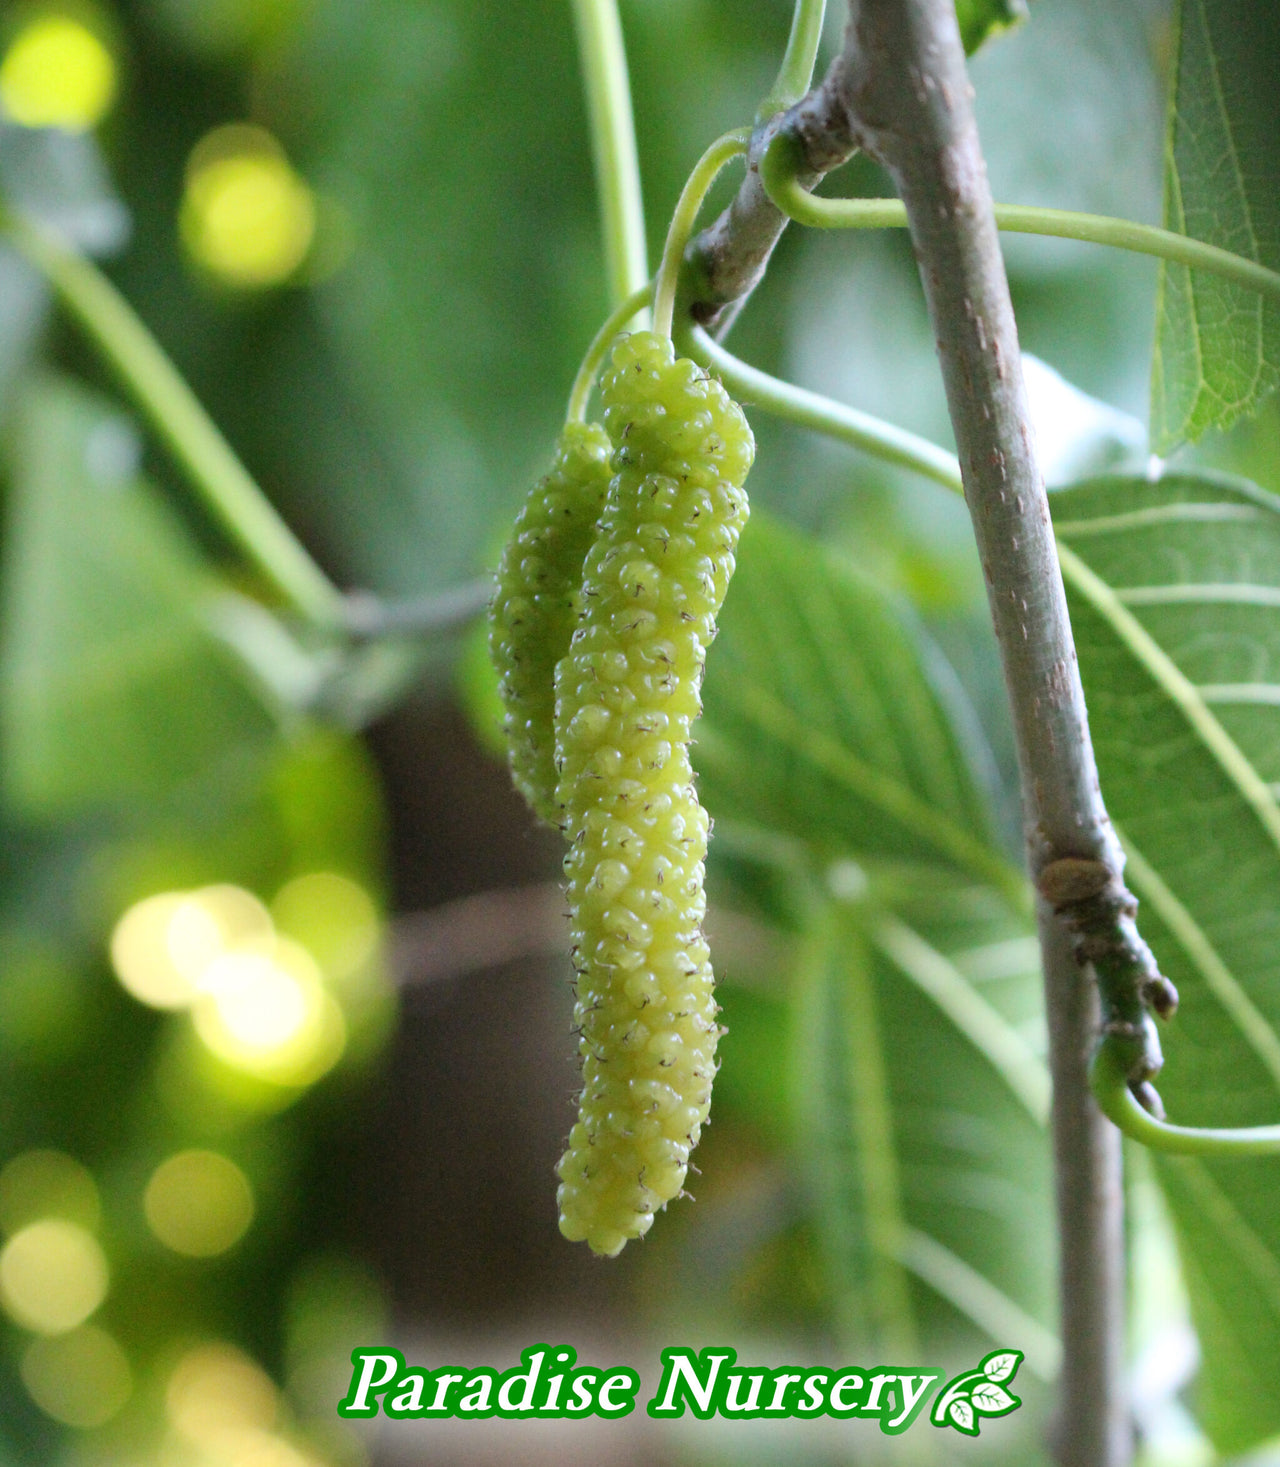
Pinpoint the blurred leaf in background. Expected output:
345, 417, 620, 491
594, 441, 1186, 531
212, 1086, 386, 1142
697, 519, 1052, 1368
5, 0, 1280, 1463
1152, 0, 1280, 452
1, 373, 278, 821
1056, 470, 1280, 1453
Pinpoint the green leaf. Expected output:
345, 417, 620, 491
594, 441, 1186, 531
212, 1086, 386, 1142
1151, 0, 1280, 449
701, 515, 1054, 1372
0, 375, 279, 821
955, 0, 1027, 57
1053, 470, 1280, 1450
699, 513, 1021, 904
794, 890, 1056, 1373
948, 1397, 977, 1433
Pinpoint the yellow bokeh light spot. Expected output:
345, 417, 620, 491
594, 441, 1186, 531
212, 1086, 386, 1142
181, 124, 316, 288
0, 1218, 108, 1333
173, 884, 274, 976
205, 947, 309, 1050
224, 1427, 326, 1467
144, 1150, 255, 1258
110, 892, 195, 1008
0, 14, 116, 131
273, 872, 380, 982
194, 936, 346, 1086
21, 1323, 131, 1427
167, 1342, 277, 1446
110, 885, 273, 1010
0, 1150, 100, 1236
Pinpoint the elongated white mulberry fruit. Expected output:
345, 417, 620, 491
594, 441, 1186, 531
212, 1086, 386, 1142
489, 423, 613, 823
553, 331, 753, 1256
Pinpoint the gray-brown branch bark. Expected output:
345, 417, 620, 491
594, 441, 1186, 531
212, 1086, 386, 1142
831, 6, 1133, 1462
1040, 903, 1128, 1467
685, 71, 857, 332
682, 3, 1168, 1463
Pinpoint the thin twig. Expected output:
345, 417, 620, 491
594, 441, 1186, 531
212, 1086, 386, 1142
390, 885, 566, 989
683, 59, 858, 332
341, 579, 494, 640
1039, 905, 1128, 1466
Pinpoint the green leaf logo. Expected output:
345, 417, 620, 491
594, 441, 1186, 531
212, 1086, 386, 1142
932, 1349, 1024, 1435
972, 1382, 1015, 1412
948, 1398, 976, 1433
981, 1351, 1020, 1382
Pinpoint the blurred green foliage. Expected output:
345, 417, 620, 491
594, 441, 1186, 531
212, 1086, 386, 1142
2, 0, 1280, 1464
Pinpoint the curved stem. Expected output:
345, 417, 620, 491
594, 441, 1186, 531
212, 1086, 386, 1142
681, 323, 964, 493
991, 208, 1280, 304
566, 281, 653, 422
652, 130, 749, 339
759, 0, 828, 119
3, 210, 346, 632
570, 0, 649, 321
1091, 1037, 1280, 1155
761, 134, 1280, 305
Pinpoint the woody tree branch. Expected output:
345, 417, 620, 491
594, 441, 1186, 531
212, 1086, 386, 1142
683, 83, 854, 331
825, 17, 1130, 1466
679, 3, 1174, 1464
817, 7, 1135, 1464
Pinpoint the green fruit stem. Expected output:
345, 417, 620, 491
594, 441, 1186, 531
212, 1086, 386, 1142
758, 0, 829, 120
652, 130, 750, 340
570, 0, 650, 319
1091, 1033, 1280, 1155
566, 281, 653, 424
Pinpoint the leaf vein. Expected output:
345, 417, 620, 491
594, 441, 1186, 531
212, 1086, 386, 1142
1119, 826, 1280, 1095
1060, 542, 1280, 859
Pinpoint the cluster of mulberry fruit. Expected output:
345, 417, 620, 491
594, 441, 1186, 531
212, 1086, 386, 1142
490, 330, 753, 1256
